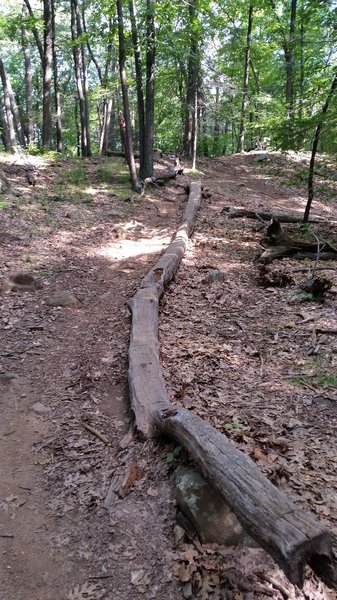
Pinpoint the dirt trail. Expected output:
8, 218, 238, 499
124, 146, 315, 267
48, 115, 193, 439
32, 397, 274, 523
1, 151, 337, 599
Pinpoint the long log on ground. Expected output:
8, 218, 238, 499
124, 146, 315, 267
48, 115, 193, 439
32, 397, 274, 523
222, 207, 327, 223
127, 181, 336, 589
158, 407, 334, 588
128, 181, 202, 436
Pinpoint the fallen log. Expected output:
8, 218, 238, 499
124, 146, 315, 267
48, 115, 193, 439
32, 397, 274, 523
128, 181, 202, 435
159, 406, 334, 588
259, 218, 337, 263
127, 182, 336, 589
140, 158, 183, 195
222, 207, 327, 224
260, 248, 337, 264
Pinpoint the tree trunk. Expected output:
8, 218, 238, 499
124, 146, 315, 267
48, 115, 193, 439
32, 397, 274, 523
42, 0, 53, 149
116, 0, 140, 192
143, 0, 156, 178
70, 0, 91, 157
129, 0, 146, 177
21, 4, 35, 144
237, 0, 254, 152
78, 1, 91, 157
0, 95, 11, 150
51, 0, 62, 152
183, 0, 199, 158
23, 0, 44, 63
0, 55, 19, 152
304, 70, 337, 222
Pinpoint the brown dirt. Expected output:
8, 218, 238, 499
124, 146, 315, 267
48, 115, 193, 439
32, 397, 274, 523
1, 150, 337, 600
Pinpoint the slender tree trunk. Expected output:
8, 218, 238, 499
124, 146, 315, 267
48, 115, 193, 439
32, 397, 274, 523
183, 0, 199, 158
143, 0, 156, 178
116, 0, 140, 191
0, 95, 11, 150
237, 0, 254, 152
23, 0, 44, 63
297, 5, 305, 150
304, 71, 337, 222
74, 97, 80, 156
70, 0, 91, 157
22, 5, 34, 144
129, 0, 146, 177
51, 0, 62, 152
77, 1, 91, 156
42, 0, 52, 148
0, 55, 22, 151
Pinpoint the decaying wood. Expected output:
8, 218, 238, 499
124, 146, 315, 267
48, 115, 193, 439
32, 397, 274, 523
159, 407, 334, 588
222, 207, 326, 223
140, 158, 183, 195
259, 218, 337, 263
127, 181, 336, 588
128, 181, 202, 436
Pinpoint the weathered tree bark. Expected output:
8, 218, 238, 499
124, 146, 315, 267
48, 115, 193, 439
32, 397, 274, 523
237, 0, 254, 153
0, 169, 13, 194
22, 4, 35, 144
140, 160, 183, 194
127, 181, 336, 589
304, 69, 337, 223
159, 407, 334, 588
51, 0, 62, 152
259, 218, 337, 263
0, 55, 20, 152
71, 0, 91, 157
183, 0, 199, 158
116, 0, 140, 192
222, 207, 326, 224
143, 0, 156, 178
129, 0, 146, 177
23, 0, 44, 63
0, 95, 11, 151
42, 0, 53, 149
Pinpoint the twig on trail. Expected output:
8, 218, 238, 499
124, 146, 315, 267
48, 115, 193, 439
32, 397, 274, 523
259, 351, 265, 377
256, 572, 291, 600
0, 534, 14, 538
0, 346, 36, 358
88, 575, 114, 580
82, 422, 111, 446
292, 267, 337, 273
316, 328, 337, 335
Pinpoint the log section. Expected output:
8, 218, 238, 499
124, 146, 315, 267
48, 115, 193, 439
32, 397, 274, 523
127, 181, 336, 588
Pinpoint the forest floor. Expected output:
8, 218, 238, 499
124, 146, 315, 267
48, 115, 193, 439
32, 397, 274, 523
1, 149, 337, 600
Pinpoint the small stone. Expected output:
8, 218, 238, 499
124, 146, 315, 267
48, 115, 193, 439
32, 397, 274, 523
182, 582, 192, 599
173, 524, 185, 546
2, 272, 42, 294
202, 269, 225, 284
173, 466, 245, 546
47, 290, 79, 307
30, 402, 51, 415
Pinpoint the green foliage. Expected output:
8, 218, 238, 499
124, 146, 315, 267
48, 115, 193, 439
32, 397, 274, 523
166, 445, 182, 464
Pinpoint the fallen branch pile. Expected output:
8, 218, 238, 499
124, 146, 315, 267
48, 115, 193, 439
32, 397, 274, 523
127, 183, 336, 589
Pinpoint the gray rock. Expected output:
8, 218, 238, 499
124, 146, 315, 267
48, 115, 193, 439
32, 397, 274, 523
2, 272, 42, 293
182, 582, 192, 599
47, 290, 79, 307
173, 466, 244, 545
30, 402, 51, 415
201, 269, 225, 284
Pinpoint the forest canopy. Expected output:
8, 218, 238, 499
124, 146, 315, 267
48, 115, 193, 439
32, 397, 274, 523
1, 0, 337, 162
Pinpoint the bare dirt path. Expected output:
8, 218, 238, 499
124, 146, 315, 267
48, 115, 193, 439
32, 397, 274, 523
1, 150, 337, 600
0, 154, 183, 600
